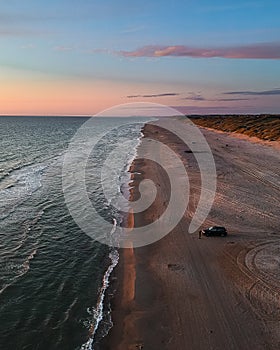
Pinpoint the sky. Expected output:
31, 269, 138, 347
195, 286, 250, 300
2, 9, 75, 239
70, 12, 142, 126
0, 0, 279, 115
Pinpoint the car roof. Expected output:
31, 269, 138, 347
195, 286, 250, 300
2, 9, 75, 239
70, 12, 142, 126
209, 226, 226, 230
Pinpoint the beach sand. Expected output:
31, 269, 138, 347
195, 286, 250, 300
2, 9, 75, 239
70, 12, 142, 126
100, 118, 280, 350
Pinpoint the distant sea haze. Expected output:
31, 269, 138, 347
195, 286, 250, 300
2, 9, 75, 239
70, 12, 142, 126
0, 116, 147, 350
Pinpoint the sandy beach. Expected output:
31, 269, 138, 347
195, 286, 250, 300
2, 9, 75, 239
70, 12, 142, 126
101, 118, 280, 350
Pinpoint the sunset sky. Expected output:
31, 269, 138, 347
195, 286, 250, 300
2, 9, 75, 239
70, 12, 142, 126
0, 0, 279, 115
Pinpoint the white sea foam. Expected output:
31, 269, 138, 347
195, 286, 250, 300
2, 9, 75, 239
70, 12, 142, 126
113, 123, 145, 212
0, 163, 46, 220
81, 123, 146, 349
80, 237, 119, 350
0, 154, 62, 221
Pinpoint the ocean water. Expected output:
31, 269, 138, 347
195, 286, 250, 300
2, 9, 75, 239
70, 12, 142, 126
0, 116, 146, 349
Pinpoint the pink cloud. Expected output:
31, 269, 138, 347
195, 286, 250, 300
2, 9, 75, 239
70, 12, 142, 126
120, 43, 280, 59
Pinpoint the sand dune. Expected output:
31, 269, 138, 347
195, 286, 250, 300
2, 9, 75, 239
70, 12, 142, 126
190, 115, 280, 142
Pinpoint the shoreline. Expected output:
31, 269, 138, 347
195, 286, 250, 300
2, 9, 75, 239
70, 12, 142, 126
100, 119, 280, 349
94, 123, 146, 350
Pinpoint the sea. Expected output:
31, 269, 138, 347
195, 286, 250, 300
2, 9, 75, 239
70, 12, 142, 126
0, 116, 149, 350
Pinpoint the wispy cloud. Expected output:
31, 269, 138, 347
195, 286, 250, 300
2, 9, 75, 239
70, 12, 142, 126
183, 93, 205, 101
121, 25, 147, 34
182, 93, 251, 102
0, 13, 44, 23
216, 98, 251, 101
119, 43, 280, 59
198, 1, 264, 13
21, 43, 36, 49
127, 92, 252, 102
53, 46, 74, 52
87, 48, 113, 55
173, 106, 233, 114
224, 88, 280, 96
127, 93, 180, 98
0, 29, 41, 37
172, 105, 258, 115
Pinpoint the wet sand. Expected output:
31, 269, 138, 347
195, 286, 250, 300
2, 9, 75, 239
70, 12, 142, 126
101, 118, 280, 350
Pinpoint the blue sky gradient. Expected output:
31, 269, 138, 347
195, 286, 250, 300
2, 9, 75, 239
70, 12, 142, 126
0, 0, 279, 114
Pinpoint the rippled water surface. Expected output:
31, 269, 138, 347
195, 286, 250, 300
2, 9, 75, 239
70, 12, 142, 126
0, 116, 146, 349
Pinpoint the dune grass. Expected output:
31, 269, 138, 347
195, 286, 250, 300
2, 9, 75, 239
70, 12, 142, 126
189, 115, 280, 141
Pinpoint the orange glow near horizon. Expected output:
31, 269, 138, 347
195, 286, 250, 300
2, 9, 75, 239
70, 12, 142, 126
0, 78, 133, 115
0, 69, 190, 116
1, 69, 279, 116
0, 75, 190, 116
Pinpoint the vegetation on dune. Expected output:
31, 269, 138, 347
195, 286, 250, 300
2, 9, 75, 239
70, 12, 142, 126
189, 115, 280, 141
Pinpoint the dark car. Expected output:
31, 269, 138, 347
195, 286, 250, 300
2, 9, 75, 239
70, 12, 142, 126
200, 226, 227, 237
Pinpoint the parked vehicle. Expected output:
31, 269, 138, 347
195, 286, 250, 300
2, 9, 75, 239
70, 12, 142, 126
200, 226, 227, 237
